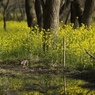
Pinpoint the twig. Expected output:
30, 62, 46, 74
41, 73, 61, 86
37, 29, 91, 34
84, 48, 95, 59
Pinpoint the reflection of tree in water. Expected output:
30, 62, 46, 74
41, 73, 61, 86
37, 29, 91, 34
21, 73, 66, 94
25, 74, 66, 95
1, 64, 95, 94
39, 74, 63, 95
0, 64, 67, 95
79, 83, 95, 95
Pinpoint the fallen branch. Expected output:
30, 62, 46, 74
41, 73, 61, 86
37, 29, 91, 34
84, 48, 95, 59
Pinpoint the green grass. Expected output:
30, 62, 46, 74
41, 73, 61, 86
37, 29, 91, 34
0, 21, 95, 69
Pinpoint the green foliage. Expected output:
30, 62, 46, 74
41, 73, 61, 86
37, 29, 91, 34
0, 21, 95, 68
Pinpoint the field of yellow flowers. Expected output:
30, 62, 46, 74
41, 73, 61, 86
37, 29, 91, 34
0, 21, 95, 68
0, 21, 95, 94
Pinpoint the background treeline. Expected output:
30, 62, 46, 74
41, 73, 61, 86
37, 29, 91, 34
0, 0, 95, 31
0, 0, 25, 21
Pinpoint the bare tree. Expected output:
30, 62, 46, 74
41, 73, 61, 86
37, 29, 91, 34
0, 0, 26, 30
1, 0, 9, 30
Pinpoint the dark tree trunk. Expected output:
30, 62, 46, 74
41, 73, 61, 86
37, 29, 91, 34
3, 13, 6, 30
35, 0, 43, 28
82, 0, 95, 27
60, 0, 71, 23
25, 0, 37, 28
71, 0, 95, 27
43, 0, 60, 31
71, 1, 76, 25
71, 0, 84, 27
3, 0, 9, 30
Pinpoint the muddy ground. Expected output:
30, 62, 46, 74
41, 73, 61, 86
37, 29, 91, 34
0, 63, 95, 93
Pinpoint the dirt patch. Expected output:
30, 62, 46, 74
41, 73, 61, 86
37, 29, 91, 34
0, 63, 95, 82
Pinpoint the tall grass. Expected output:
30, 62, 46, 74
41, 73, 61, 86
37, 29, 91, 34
0, 21, 95, 68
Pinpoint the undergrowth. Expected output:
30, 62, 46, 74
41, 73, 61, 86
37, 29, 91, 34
0, 21, 95, 69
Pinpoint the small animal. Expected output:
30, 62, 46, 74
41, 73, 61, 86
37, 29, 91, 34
21, 60, 29, 67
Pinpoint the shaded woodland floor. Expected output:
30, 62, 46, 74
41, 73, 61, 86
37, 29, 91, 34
0, 63, 95, 95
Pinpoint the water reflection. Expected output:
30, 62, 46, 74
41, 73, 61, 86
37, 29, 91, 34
63, 76, 67, 95
0, 72, 67, 95
0, 66, 95, 95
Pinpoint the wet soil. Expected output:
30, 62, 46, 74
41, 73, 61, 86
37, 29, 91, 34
0, 63, 95, 92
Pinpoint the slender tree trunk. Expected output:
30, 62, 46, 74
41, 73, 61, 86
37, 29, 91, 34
82, 0, 95, 27
3, 0, 9, 30
3, 14, 6, 30
71, 1, 76, 25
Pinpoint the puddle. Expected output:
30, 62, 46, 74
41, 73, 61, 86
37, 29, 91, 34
0, 64, 95, 95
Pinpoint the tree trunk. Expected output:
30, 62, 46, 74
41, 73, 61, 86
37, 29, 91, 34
71, 0, 84, 27
3, 14, 6, 30
71, 1, 77, 26
43, 0, 60, 32
25, 0, 37, 28
3, 0, 9, 30
43, 0, 60, 52
35, 0, 43, 28
82, 0, 95, 27
60, 0, 71, 22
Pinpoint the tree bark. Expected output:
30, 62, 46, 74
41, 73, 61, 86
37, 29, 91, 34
43, 0, 61, 32
35, 0, 43, 28
71, 0, 84, 27
25, 0, 37, 28
71, 1, 76, 26
3, 0, 9, 30
60, 0, 71, 23
82, 0, 95, 27
42, 0, 61, 52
